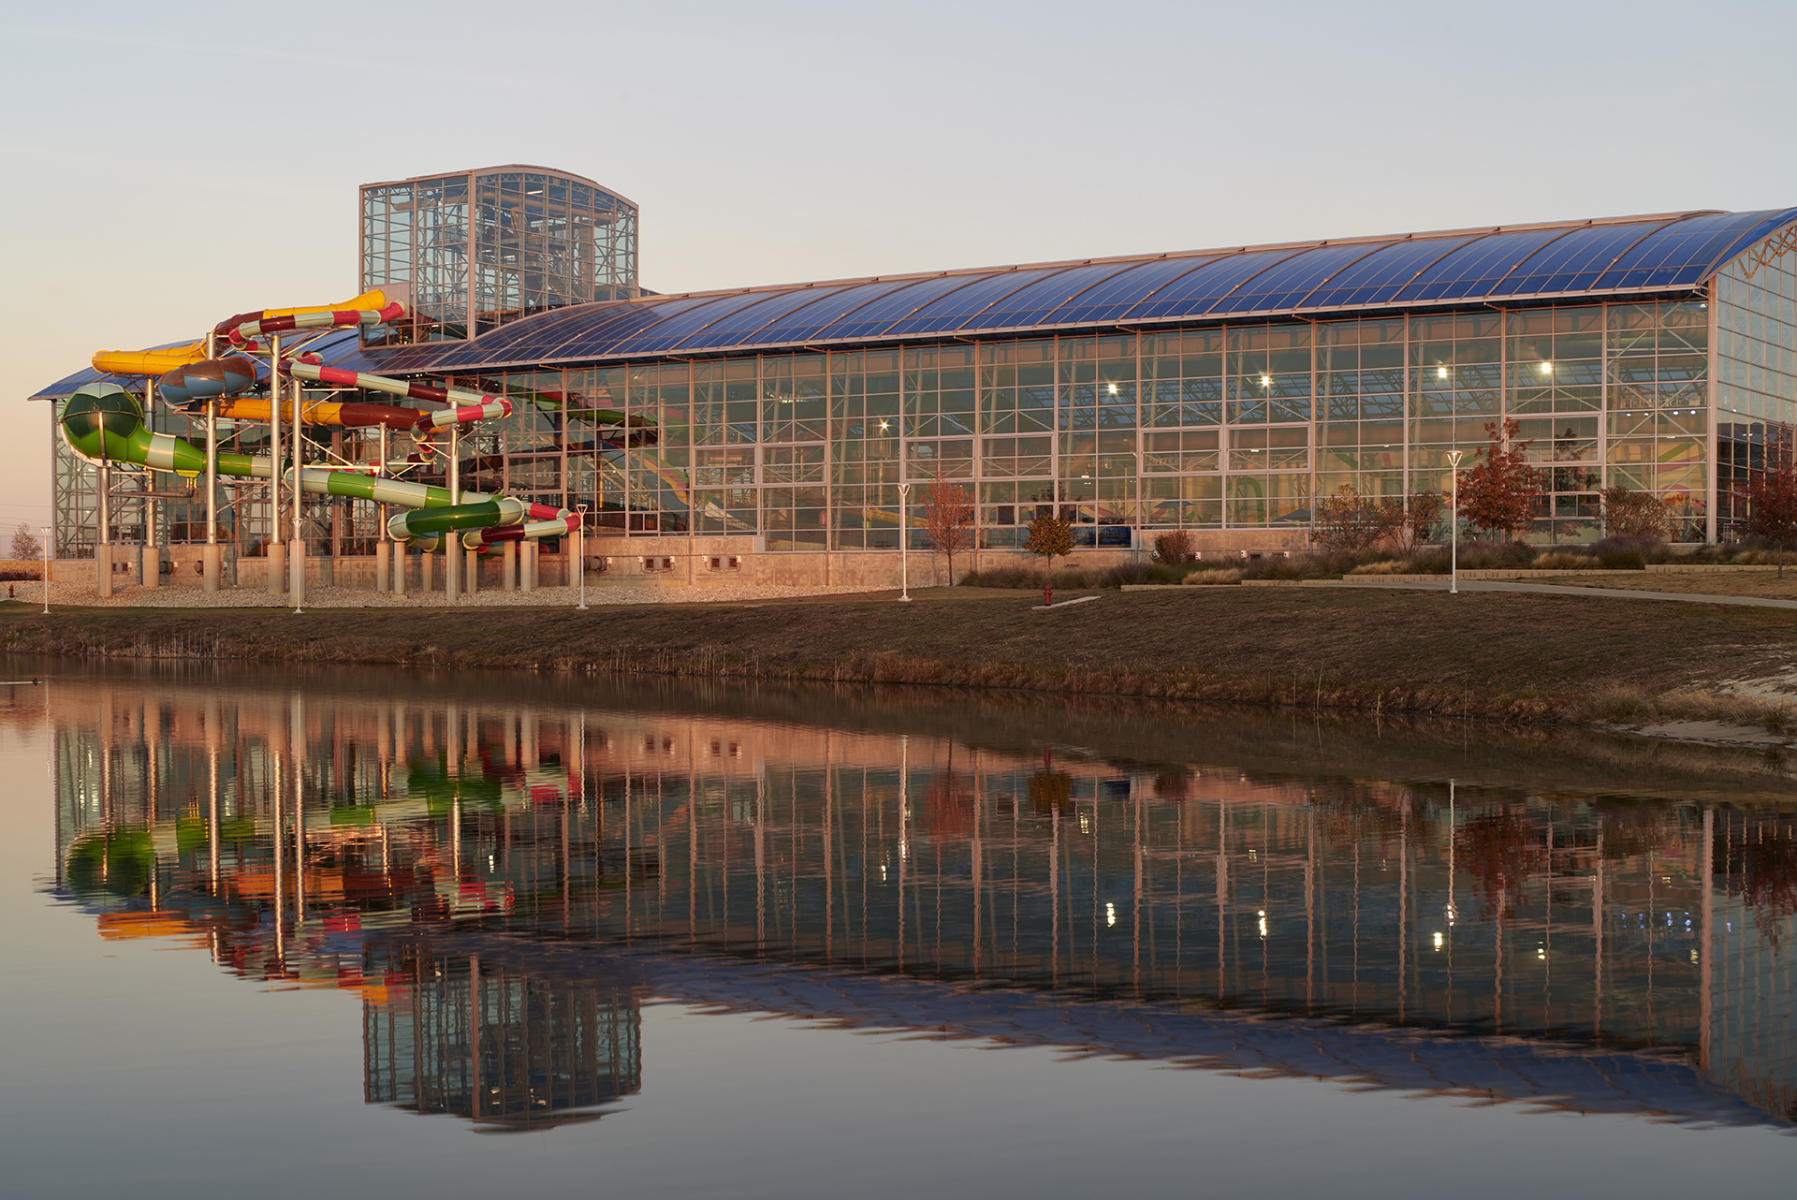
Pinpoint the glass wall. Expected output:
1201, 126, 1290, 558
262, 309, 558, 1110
503, 299, 1714, 551
1716, 231, 1797, 532
48, 297, 1742, 558
361, 169, 638, 344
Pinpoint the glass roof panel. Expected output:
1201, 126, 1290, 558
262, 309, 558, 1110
1496, 219, 1673, 294
815, 274, 997, 341
733, 278, 929, 347
605, 292, 785, 355
883, 266, 1078, 336
547, 295, 722, 359
670, 285, 853, 351
1044, 256, 1225, 325
1594, 209, 1797, 291
1297, 236, 1480, 310
1391, 228, 1574, 303
970, 262, 1147, 331
1215, 242, 1392, 315
1122, 249, 1309, 320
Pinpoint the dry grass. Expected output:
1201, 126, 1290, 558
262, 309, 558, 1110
6, 585, 1797, 729
1537, 569, 1797, 600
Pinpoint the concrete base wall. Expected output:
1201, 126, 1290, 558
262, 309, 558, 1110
36, 528, 1317, 594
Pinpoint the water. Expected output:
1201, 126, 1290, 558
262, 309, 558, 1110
3, 660, 1797, 1198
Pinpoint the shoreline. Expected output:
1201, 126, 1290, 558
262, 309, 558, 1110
6, 586, 1797, 750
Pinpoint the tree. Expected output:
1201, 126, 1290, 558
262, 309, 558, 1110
1457, 419, 1546, 540
1398, 490, 1444, 552
1739, 428, 1797, 578
1312, 484, 1402, 553
921, 471, 975, 585
1023, 511, 1074, 606
10, 524, 41, 561
1600, 485, 1672, 541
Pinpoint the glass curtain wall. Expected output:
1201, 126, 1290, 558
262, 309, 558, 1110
1715, 231, 1797, 532
483, 300, 1718, 553
48, 298, 1726, 560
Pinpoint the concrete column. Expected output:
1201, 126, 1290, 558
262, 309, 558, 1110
202, 544, 221, 593
141, 544, 160, 589
267, 542, 286, 595
393, 542, 407, 598
290, 540, 307, 608
375, 540, 390, 594
420, 547, 434, 593
444, 544, 459, 604
521, 541, 537, 592
464, 547, 480, 595
95, 543, 114, 598
503, 542, 517, 591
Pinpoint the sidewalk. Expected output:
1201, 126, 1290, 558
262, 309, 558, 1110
1320, 577, 1797, 611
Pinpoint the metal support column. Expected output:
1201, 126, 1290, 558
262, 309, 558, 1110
268, 334, 285, 594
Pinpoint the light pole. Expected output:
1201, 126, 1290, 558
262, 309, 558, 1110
1446, 449, 1465, 595
897, 481, 912, 602
41, 525, 50, 614
575, 505, 589, 610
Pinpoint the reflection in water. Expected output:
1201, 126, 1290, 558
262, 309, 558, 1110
22, 671, 1797, 1131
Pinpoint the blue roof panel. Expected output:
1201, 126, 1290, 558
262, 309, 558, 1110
732, 278, 926, 347
1594, 210, 1797, 291
1044, 256, 1224, 326
672, 285, 853, 352
820, 275, 994, 341
1124, 248, 1310, 321
1298, 235, 1481, 310
1217, 242, 1396, 314
1498, 218, 1678, 295
972, 262, 1146, 331
1394, 227, 1574, 303
605, 291, 780, 355
882, 266, 1073, 337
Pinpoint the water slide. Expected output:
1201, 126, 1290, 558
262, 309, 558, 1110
60, 385, 577, 549
73, 291, 579, 550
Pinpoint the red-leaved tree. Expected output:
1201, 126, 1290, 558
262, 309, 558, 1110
1739, 428, 1797, 578
922, 471, 975, 585
1457, 419, 1546, 540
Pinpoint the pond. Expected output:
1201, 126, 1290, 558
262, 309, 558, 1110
3, 660, 1795, 1197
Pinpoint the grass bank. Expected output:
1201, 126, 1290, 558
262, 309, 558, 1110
4, 586, 1795, 730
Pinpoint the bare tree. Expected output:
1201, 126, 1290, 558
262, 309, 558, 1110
10, 524, 41, 561
921, 471, 975, 585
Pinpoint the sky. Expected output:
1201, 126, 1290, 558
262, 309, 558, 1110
3, 0, 1795, 536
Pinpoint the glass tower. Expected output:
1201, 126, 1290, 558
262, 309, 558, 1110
359, 166, 639, 343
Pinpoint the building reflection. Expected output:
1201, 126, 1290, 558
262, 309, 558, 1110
27, 673, 1797, 1129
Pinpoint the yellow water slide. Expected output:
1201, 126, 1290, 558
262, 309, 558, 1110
90, 289, 395, 377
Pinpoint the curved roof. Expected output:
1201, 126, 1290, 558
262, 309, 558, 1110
366, 206, 1797, 374
31, 206, 1797, 401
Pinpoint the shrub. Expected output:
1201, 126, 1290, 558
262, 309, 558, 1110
1531, 551, 1591, 570
1399, 550, 1452, 574
1600, 485, 1673, 540
1313, 485, 1402, 553
1455, 540, 1537, 570
1152, 530, 1195, 565
1182, 568, 1242, 586
1587, 535, 1652, 570
1100, 562, 1187, 587
1346, 559, 1419, 576
962, 566, 1095, 590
